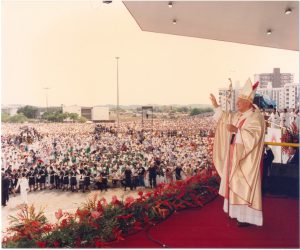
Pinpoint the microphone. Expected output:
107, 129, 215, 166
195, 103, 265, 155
230, 134, 236, 145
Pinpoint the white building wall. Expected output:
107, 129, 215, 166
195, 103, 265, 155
62, 105, 82, 116
92, 106, 109, 121
283, 83, 299, 109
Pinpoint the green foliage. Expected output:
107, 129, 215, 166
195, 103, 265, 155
41, 111, 84, 123
1, 112, 10, 122
69, 113, 79, 121
176, 107, 189, 113
17, 106, 38, 119
7, 114, 28, 123
78, 116, 87, 123
189, 107, 213, 116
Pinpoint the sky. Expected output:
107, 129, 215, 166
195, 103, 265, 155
1, 0, 299, 107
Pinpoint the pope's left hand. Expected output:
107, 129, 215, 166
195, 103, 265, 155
226, 124, 238, 133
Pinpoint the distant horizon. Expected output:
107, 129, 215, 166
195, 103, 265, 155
2, 103, 212, 108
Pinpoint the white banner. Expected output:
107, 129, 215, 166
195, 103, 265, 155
265, 128, 282, 163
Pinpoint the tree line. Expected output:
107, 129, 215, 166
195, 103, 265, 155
1, 105, 87, 123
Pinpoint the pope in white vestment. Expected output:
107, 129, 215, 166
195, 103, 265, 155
210, 79, 265, 226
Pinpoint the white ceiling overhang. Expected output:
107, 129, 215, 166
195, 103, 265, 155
123, 1, 299, 51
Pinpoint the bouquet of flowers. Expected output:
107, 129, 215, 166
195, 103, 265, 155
2, 173, 219, 248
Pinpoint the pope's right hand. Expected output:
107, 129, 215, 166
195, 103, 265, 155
209, 94, 219, 108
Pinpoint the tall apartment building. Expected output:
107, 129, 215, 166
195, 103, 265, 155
254, 68, 294, 88
283, 83, 299, 109
256, 83, 299, 110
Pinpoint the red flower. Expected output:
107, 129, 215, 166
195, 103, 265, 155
91, 211, 101, 220
30, 220, 41, 228
100, 198, 107, 206
113, 228, 124, 241
95, 204, 102, 214
116, 213, 133, 220
55, 209, 63, 220
37, 241, 46, 248
89, 221, 100, 229
94, 239, 106, 248
133, 221, 142, 230
124, 196, 135, 207
60, 219, 68, 228
76, 208, 89, 221
53, 241, 60, 247
111, 195, 121, 206
138, 191, 143, 197
42, 224, 52, 233
75, 238, 81, 248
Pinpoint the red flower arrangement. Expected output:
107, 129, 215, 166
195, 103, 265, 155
281, 123, 299, 154
2, 173, 219, 248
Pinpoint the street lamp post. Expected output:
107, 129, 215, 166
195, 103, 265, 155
43, 87, 50, 112
115, 57, 120, 128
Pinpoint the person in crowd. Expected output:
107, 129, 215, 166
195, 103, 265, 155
268, 108, 280, 128
62, 170, 69, 191
54, 168, 61, 189
280, 108, 290, 128
2, 173, 10, 207
174, 164, 186, 181
49, 166, 55, 190
100, 171, 108, 192
70, 169, 77, 192
165, 166, 174, 183
83, 171, 91, 193
27, 167, 36, 192
131, 167, 138, 190
123, 166, 133, 191
39, 166, 46, 190
15, 173, 30, 205
262, 145, 274, 195
148, 163, 157, 189
137, 163, 146, 187
287, 147, 299, 165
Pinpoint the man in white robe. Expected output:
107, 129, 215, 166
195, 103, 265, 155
15, 173, 29, 205
210, 79, 265, 227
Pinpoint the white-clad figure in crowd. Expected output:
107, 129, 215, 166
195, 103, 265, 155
268, 109, 280, 128
15, 173, 29, 205
289, 108, 299, 129
280, 109, 289, 128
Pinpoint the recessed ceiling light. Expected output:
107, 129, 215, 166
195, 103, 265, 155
168, 2, 173, 8
285, 8, 292, 15
173, 19, 177, 24
267, 29, 272, 35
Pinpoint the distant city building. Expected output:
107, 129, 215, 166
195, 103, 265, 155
283, 83, 299, 109
256, 83, 299, 110
62, 105, 109, 121
254, 68, 294, 88
62, 105, 81, 116
91, 106, 109, 121
1, 105, 21, 116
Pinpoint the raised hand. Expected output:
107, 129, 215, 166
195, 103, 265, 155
209, 94, 219, 108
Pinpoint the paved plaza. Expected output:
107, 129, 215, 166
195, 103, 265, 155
2, 188, 142, 234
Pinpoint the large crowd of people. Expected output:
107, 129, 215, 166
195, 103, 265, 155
2, 107, 299, 207
1, 116, 215, 206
